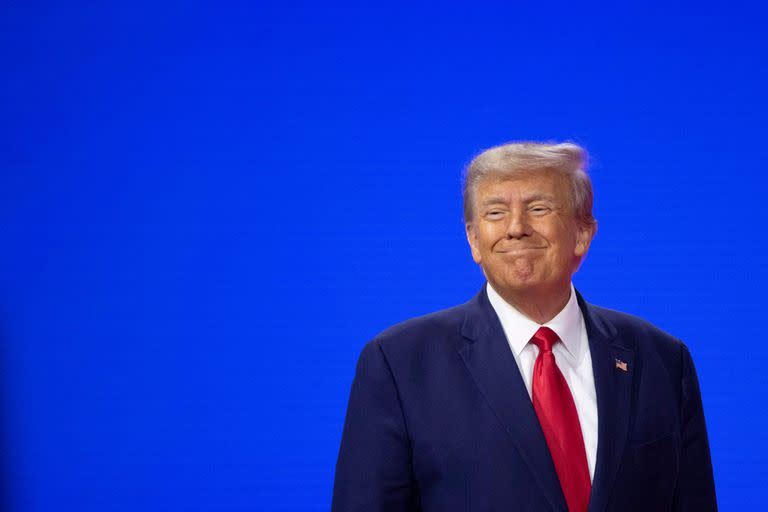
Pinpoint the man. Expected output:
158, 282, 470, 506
332, 142, 717, 511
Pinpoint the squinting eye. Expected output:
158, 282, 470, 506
486, 211, 505, 218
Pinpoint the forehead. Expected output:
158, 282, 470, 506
475, 169, 570, 202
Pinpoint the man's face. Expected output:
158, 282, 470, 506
465, 171, 595, 296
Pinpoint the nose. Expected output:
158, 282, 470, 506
506, 209, 532, 239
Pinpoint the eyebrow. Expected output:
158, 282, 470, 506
479, 196, 509, 207
479, 193, 557, 207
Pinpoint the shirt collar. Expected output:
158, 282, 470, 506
486, 281, 583, 359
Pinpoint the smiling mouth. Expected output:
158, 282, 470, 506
497, 247, 545, 254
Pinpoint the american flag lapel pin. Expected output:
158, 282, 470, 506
615, 359, 628, 372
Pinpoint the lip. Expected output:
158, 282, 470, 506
497, 247, 546, 254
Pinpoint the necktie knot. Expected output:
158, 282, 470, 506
531, 326, 560, 353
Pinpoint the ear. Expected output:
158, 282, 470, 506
574, 220, 597, 258
465, 222, 482, 264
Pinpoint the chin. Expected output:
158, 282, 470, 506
494, 278, 544, 294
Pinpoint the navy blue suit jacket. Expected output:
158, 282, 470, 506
332, 285, 717, 511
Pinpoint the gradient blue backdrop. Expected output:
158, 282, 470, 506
2, 2, 767, 510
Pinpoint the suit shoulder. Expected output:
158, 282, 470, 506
368, 301, 468, 356
588, 303, 684, 353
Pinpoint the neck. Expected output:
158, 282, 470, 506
490, 281, 572, 324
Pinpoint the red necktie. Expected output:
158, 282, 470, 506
530, 326, 591, 512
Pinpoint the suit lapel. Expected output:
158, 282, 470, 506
576, 292, 635, 512
457, 285, 567, 512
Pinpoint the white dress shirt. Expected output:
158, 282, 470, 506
486, 282, 598, 482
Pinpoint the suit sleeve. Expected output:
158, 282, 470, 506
673, 344, 717, 511
332, 340, 416, 512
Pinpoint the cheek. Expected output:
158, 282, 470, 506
477, 229, 499, 251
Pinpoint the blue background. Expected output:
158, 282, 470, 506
2, 2, 766, 510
